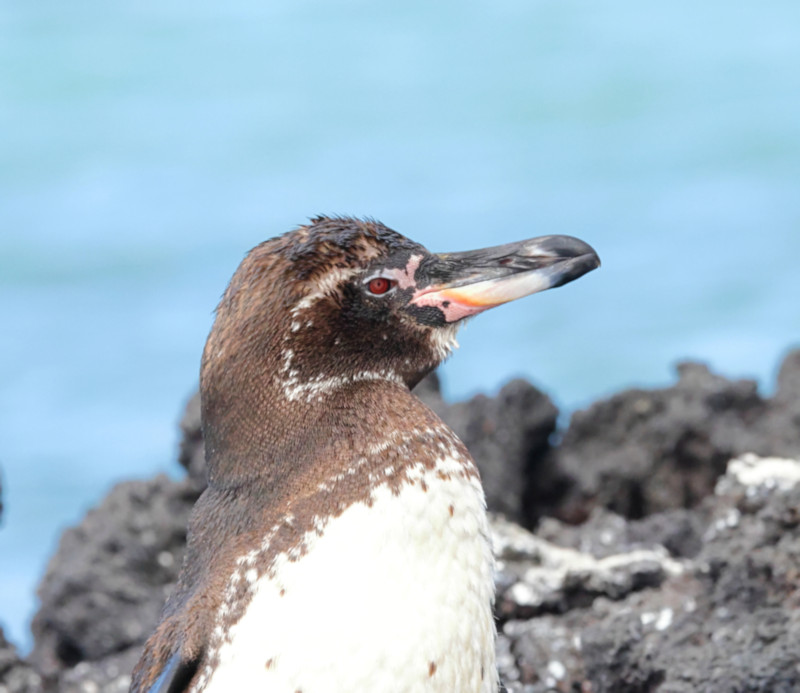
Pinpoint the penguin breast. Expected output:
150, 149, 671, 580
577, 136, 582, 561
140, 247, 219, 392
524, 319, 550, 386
201, 453, 497, 693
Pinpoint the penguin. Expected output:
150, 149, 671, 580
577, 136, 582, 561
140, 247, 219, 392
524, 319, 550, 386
131, 216, 599, 693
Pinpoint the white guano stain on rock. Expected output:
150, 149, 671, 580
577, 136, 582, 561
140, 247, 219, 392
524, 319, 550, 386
492, 516, 684, 609
641, 607, 673, 631
723, 453, 800, 492
547, 659, 566, 680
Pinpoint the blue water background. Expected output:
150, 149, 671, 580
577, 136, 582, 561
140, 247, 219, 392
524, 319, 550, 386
2, 0, 799, 649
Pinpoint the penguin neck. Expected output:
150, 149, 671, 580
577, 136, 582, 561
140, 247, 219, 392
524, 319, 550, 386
200, 354, 420, 491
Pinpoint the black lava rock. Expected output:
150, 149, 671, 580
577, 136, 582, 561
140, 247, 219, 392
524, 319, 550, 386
28, 476, 201, 690
176, 391, 205, 489
496, 455, 800, 692
551, 351, 800, 522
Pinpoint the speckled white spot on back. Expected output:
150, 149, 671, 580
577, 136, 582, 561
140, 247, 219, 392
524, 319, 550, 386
201, 456, 497, 693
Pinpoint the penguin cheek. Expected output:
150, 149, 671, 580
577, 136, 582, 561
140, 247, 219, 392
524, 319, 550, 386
404, 304, 448, 328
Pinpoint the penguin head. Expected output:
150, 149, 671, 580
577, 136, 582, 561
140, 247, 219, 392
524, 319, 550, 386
204, 216, 599, 393
200, 216, 598, 475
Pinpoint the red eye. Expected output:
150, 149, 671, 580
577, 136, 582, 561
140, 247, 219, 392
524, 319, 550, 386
367, 277, 393, 295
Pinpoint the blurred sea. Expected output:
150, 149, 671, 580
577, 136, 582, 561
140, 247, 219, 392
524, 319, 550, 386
1, 0, 799, 650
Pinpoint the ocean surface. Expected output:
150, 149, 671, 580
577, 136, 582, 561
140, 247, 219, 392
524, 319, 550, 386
1, 0, 799, 650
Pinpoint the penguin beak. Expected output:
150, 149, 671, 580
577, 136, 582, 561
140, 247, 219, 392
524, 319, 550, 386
410, 235, 600, 323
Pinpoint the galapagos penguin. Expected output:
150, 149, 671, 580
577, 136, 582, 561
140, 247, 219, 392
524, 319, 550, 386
131, 216, 599, 693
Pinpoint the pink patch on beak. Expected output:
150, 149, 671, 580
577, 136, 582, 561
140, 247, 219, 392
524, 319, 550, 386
410, 288, 491, 322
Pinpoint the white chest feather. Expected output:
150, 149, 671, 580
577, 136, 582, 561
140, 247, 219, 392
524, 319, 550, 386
201, 455, 497, 693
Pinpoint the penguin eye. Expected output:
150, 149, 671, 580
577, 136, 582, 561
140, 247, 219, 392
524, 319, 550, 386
366, 277, 396, 295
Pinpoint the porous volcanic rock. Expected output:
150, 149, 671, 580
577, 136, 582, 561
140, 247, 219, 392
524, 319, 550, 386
497, 454, 800, 692
176, 391, 205, 488
550, 349, 800, 523
758, 348, 800, 457
28, 475, 201, 691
